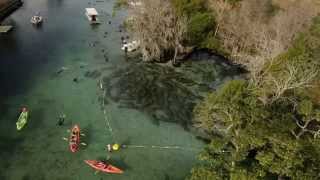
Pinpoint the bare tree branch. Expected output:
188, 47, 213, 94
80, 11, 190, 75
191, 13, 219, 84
127, 0, 187, 62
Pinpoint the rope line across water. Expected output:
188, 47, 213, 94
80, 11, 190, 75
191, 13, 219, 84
122, 145, 201, 151
100, 80, 115, 141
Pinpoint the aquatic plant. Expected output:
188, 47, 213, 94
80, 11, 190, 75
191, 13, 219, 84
102, 53, 242, 129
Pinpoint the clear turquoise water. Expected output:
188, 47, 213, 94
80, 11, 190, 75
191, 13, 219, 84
0, 0, 205, 179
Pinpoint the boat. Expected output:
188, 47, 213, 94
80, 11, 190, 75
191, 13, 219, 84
69, 124, 81, 152
85, 8, 100, 24
16, 107, 28, 130
121, 40, 140, 52
84, 160, 123, 174
30, 15, 43, 25
129, 1, 142, 7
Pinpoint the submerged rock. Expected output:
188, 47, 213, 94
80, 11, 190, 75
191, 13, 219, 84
73, 77, 79, 83
84, 70, 102, 79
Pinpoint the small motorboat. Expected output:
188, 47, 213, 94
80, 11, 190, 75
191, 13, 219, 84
85, 8, 100, 24
30, 15, 43, 25
69, 124, 81, 153
84, 160, 123, 174
16, 107, 28, 131
121, 40, 140, 52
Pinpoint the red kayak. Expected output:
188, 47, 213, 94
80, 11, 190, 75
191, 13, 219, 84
69, 124, 80, 153
84, 160, 123, 174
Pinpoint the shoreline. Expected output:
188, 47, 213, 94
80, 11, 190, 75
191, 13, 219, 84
0, 0, 22, 22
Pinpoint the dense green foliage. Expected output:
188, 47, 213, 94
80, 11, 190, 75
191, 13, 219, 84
259, 16, 320, 100
172, 0, 216, 48
189, 16, 320, 179
190, 80, 320, 179
187, 12, 215, 45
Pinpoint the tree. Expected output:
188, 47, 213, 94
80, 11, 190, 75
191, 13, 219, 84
189, 80, 320, 180
208, 0, 319, 75
253, 16, 320, 104
127, 0, 187, 62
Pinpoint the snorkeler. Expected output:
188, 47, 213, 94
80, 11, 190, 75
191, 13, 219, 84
57, 114, 66, 126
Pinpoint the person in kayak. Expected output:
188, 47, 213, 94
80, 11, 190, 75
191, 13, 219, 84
57, 114, 66, 126
71, 131, 76, 139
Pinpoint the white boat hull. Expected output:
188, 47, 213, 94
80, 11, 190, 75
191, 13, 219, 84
31, 16, 43, 25
85, 12, 100, 24
121, 41, 140, 52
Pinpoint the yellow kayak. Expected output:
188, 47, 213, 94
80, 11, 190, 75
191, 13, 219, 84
16, 107, 28, 131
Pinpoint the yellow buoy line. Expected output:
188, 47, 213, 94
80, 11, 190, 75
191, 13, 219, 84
122, 144, 202, 151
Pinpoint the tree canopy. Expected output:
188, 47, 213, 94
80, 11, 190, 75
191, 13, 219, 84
189, 15, 320, 180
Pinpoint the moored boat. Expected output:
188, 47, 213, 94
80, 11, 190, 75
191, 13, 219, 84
121, 40, 140, 52
85, 8, 100, 24
30, 15, 43, 25
84, 160, 123, 174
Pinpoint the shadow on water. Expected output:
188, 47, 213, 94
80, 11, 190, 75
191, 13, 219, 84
109, 156, 131, 171
0, 102, 10, 121
0, 33, 51, 100
0, 135, 24, 156
24, 108, 45, 131
97, 156, 132, 171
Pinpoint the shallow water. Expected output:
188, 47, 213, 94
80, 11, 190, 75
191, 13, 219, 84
0, 0, 208, 179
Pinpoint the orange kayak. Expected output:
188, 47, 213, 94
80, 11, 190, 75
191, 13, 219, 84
84, 160, 123, 174
69, 124, 80, 153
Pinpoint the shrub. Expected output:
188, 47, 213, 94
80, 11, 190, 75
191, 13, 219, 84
187, 12, 215, 45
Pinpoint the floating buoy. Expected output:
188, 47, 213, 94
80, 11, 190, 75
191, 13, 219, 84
112, 144, 120, 151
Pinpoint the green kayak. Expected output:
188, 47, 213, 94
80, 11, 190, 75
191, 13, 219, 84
16, 108, 28, 131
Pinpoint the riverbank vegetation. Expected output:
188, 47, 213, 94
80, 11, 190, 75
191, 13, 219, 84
188, 2, 320, 180
116, 0, 320, 179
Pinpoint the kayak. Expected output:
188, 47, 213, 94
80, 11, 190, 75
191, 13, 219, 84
69, 124, 80, 153
84, 160, 123, 174
16, 107, 28, 131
